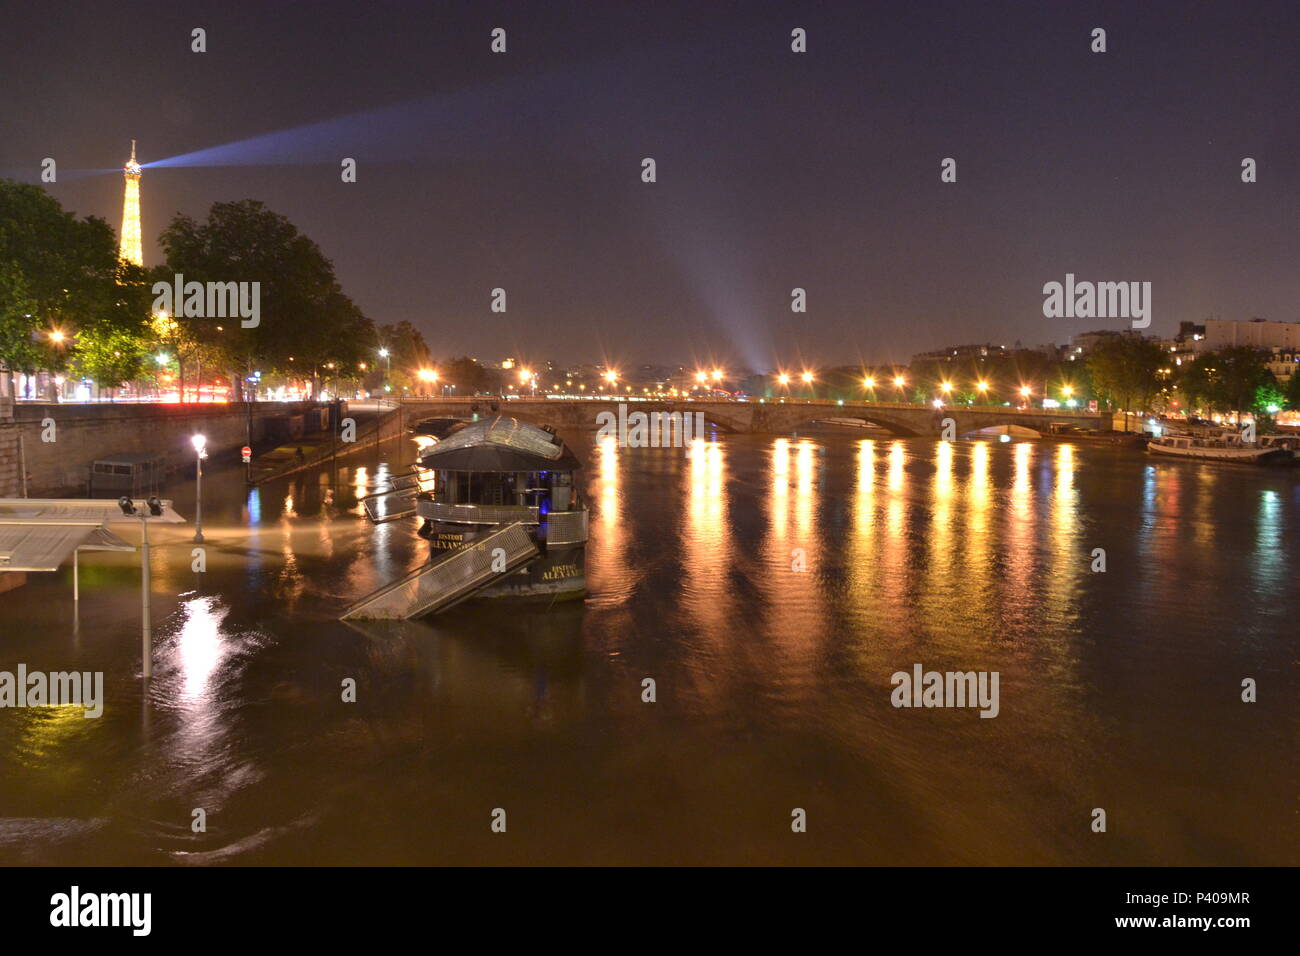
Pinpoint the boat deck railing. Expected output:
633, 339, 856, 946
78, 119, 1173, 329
416, 500, 589, 545
417, 501, 541, 524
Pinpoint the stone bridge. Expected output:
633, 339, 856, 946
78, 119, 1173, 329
396, 397, 1111, 437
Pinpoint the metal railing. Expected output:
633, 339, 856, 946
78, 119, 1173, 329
397, 395, 1102, 416
545, 509, 588, 546
417, 501, 540, 525
341, 522, 539, 620
415, 499, 589, 540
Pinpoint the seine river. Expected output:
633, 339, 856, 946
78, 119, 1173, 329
1, 426, 1295, 865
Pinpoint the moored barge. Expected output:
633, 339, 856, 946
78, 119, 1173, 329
343, 415, 588, 619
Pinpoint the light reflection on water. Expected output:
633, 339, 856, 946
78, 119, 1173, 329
0, 428, 1295, 865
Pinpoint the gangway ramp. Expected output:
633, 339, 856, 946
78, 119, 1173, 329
341, 522, 539, 620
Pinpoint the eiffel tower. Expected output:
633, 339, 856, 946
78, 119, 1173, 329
119, 140, 143, 266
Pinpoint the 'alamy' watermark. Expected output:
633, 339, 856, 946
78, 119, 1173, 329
0, 665, 103, 718
151, 273, 260, 328
1042, 273, 1150, 329
891, 663, 999, 718
50, 886, 150, 936
595, 404, 705, 449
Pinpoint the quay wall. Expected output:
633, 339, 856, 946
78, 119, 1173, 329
0, 401, 328, 497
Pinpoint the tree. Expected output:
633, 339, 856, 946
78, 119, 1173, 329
0, 179, 149, 396
159, 200, 375, 399
1286, 371, 1300, 412
441, 356, 489, 394
1177, 348, 1274, 421
1085, 336, 1164, 430
70, 325, 148, 396
1213, 347, 1273, 421
377, 321, 431, 372
0, 263, 43, 380
1176, 354, 1218, 414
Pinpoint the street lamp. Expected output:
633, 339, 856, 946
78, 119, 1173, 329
191, 434, 207, 543
119, 495, 165, 679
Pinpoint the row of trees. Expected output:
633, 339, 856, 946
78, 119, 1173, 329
1082, 337, 1295, 426
0, 179, 388, 401
876, 337, 1297, 425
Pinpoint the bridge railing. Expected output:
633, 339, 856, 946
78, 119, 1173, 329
400, 395, 1102, 416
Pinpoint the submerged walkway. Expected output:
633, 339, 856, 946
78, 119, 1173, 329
248, 401, 404, 484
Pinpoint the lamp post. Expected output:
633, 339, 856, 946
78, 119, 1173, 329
191, 434, 207, 543
119, 495, 164, 679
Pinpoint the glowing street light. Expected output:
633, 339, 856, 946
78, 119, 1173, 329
1019, 386, 1032, 398
777, 372, 790, 386
190, 433, 207, 543
1061, 385, 1074, 397
801, 371, 814, 384
603, 369, 618, 384
695, 370, 708, 385
940, 381, 953, 394
976, 380, 989, 392
711, 369, 723, 382
863, 376, 875, 389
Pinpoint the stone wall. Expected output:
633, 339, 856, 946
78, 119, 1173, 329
0, 397, 17, 496
0, 401, 327, 497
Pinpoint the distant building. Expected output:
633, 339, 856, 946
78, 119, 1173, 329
1069, 329, 1148, 354
1197, 318, 1300, 352
1265, 348, 1299, 384
910, 343, 1009, 365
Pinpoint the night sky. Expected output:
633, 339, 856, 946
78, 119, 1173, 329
2, 0, 1296, 369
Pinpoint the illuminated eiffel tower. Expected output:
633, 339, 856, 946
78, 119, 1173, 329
119, 140, 143, 266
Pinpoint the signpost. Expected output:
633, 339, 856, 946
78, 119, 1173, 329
242, 445, 252, 483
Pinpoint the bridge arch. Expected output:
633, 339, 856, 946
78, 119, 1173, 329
768, 410, 923, 436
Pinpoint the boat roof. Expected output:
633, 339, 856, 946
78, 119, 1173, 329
417, 416, 580, 471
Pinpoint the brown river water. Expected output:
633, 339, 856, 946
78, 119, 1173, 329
0, 426, 1295, 865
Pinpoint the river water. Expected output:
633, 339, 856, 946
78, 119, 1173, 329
1, 427, 1295, 865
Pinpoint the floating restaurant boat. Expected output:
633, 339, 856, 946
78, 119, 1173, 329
342, 415, 589, 619
1146, 429, 1292, 464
